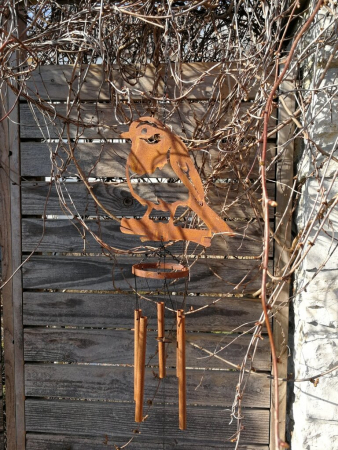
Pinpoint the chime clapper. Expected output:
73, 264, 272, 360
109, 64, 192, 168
177, 309, 187, 430
157, 302, 166, 379
135, 316, 147, 423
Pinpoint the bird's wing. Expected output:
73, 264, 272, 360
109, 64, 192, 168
172, 154, 205, 205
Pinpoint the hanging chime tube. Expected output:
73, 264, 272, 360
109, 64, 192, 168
176, 309, 181, 378
177, 310, 186, 430
157, 302, 166, 379
135, 316, 147, 423
134, 309, 142, 401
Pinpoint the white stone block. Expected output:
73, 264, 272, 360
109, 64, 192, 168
297, 68, 338, 178
291, 417, 338, 450
295, 179, 338, 272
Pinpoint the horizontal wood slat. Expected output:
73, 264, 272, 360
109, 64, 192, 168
25, 63, 271, 102
20, 141, 276, 179
22, 256, 271, 294
25, 364, 270, 408
24, 328, 271, 371
19, 102, 277, 140
22, 218, 268, 257
26, 433, 269, 450
25, 400, 270, 444
21, 181, 273, 219
22, 292, 266, 331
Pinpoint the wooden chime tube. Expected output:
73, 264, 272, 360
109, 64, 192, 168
135, 316, 147, 423
177, 310, 186, 430
157, 302, 166, 379
134, 309, 142, 401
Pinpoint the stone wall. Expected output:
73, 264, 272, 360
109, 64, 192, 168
290, 2, 338, 448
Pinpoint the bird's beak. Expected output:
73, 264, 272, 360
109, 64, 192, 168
120, 131, 131, 139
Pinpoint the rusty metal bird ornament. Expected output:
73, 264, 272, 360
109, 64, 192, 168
120, 117, 233, 247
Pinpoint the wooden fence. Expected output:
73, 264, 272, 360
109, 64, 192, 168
0, 63, 294, 449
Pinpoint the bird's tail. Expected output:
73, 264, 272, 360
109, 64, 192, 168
197, 203, 234, 236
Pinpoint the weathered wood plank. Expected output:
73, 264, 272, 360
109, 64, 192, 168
25, 399, 270, 444
25, 364, 270, 408
270, 78, 295, 448
24, 328, 271, 371
0, 68, 25, 449
22, 292, 266, 331
22, 218, 268, 258
25, 63, 270, 102
9, 88, 26, 450
0, 324, 4, 444
26, 433, 268, 450
0, 76, 17, 450
21, 181, 274, 219
22, 256, 271, 294
0, 400, 3, 431
20, 141, 276, 179
19, 102, 277, 140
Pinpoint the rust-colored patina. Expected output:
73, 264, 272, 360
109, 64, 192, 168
120, 117, 233, 247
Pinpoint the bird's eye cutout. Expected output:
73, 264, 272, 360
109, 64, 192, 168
143, 133, 161, 144
141, 128, 147, 134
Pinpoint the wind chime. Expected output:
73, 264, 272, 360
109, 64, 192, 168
119, 20, 233, 430
132, 256, 189, 430
120, 116, 233, 430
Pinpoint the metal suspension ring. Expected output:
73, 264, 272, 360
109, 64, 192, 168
132, 262, 189, 279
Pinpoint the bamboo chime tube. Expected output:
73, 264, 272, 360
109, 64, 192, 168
157, 302, 166, 379
135, 316, 147, 423
177, 310, 186, 430
134, 309, 142, 401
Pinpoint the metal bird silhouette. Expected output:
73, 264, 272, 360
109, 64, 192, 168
120, 117, 233, 247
